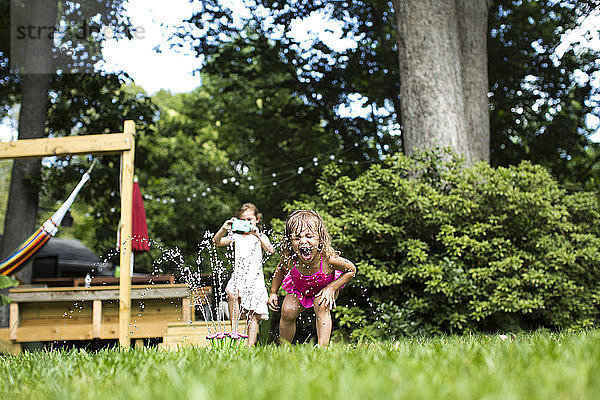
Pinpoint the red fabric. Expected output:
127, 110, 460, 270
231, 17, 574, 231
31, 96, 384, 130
131, 182, 150, 252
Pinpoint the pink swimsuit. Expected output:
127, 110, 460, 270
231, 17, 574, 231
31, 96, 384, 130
281, 258, 343, 308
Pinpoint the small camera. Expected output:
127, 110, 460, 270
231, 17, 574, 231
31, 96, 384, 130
231, 218, 252, 233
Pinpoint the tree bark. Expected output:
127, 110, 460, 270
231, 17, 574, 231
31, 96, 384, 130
1, 0, 58, 283
393, 0, 491, 164
456, 0, 492, 163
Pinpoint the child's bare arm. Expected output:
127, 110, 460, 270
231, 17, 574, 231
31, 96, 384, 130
250, 226, 275, 255
213, 218, 234, 246
268, 261, 288, 311
316, 257, 356, 310
327, 257, 357, 291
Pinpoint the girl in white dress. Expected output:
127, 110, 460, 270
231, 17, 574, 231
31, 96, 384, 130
213, 203, 274, 346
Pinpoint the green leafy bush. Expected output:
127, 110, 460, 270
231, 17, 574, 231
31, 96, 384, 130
287, 149, 600, 338
0, 275, 17, 306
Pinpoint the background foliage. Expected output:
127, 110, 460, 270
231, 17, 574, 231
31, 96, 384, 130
282, 149, 600, 338
488, 0, 600, 191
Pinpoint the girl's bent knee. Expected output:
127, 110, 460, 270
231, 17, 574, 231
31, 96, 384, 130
313, 303, 330, 316
281, 307, 300, 321
280, 311, 295, 322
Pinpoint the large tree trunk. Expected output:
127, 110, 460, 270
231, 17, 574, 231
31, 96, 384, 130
1, 0, 58, 283
393, 0, 491, 164
456, 0, 492, 163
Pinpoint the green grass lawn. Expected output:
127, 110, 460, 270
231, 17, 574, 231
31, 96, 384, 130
2, 330, 599, 400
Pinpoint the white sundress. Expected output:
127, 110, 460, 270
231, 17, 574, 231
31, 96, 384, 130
224, 233, 269, 320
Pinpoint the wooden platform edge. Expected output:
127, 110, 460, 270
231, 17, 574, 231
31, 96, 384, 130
0, 328, 20, 355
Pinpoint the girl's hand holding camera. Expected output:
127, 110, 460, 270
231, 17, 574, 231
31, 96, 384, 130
221, 218, 235, 231
250, 224, 261, 237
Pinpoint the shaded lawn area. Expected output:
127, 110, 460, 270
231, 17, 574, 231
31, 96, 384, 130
1, 330, 599, 400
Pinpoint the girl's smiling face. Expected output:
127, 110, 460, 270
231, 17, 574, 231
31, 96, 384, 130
237, 209, 259, 227
290, 224, 320, 263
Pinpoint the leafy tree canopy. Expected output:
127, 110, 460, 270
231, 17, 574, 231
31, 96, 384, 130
488, 0, 600, 191
0, 0, 134, 115
178, 0, 600, 189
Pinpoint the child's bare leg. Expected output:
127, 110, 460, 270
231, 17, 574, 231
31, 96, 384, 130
226, 290, 239, 331
279, 294, 304, 344
314, 291, 338, 347
247, 313, 260, 347
313, 301, 333, 347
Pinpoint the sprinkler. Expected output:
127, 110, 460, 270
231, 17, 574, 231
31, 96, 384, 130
205, 331, 248, 350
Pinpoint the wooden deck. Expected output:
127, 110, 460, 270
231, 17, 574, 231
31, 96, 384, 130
0, 284, 213, 352
31, 275, 176, 287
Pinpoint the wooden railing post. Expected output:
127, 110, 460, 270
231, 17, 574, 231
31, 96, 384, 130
119, 120, 135, 348
92, 300, 102, 338
9, 302, 19, 341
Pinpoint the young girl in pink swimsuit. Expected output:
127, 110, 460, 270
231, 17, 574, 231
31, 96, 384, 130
268, 210, 356, 347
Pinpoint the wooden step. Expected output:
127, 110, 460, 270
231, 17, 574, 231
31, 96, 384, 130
161, 320, 247, 349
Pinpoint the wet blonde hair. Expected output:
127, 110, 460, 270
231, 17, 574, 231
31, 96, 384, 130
236, 203, 262, 223
281, 209, 338, 263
